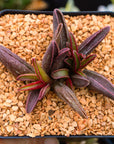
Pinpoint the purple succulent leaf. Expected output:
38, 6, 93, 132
66, 78, 74, 90
17, 73, 38, 81
71, 74, 90, 88
53, 9, 70, 49
0, 45, 34, 77
26, 89, 40, 113
73, 50, 80, 72
53, 82, 87, 118
80, 54, 96, 69
69, 32, 78, 53
19, 80, 46, 91
51, 68, 69, 79
83, 69, 114, 100
53, 23, 63, 46
42, 40, 59, 74
78, 26, 110, 55
32, 58, 50, 83
51, 48, 70, 71
38, 84, 50, 100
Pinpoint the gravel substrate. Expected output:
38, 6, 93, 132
0, 13, 114, 137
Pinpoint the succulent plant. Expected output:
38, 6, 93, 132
0, 9, 114, 119
17, 27, 87, 118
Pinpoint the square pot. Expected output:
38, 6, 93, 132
0, 9, 114, 138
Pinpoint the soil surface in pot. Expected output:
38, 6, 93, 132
0, 13, 114, 137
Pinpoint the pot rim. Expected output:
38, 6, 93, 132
0, 135, 114, 139
0, 9, 114, 17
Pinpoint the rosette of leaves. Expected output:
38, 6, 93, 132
53, 9, 114, 100
0, 23, 87, 118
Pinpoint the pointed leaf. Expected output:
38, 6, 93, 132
53, 9, 70, 49
17, 73, 38, 81
78, 26, 110, 55
51, 48, 70, 71
83, 69, 114, 100
0, 45, 34, 77
26, 89, 40, 113
54, 82, 87, 118
42, 40, 59, 74
66, 78, 74, 90
38, 84, 50, 100
71, 74, 90, 88
73, 50, 80, 72
51, 68, 69, 79
80, 54, 96, 69
32, 58, 50, 83
19, 81, 46, 91
53, 23, 63, 46
69, 32, 78, 53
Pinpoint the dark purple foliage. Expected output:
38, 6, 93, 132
42, 40, 59, 74
53, 9, 70, 49
26, 89, 40, 113
51, 48, 70, 71
0, 45, 34, 77
53, 82, 87, 118
83, 69, 114, 100
71, 74, 90, 88
78, 26, 110, 55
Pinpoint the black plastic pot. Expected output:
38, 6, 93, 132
0, 10, 114, 140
